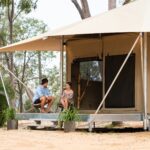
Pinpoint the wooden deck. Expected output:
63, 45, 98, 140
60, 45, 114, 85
16, 113, 143, 122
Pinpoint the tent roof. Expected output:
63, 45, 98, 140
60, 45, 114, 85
0, 0, 149, 52
51, 0, 150, 35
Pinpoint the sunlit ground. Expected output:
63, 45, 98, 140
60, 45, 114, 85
0, 121, 150, 150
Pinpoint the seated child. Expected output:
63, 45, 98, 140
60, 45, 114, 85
61, 82, 74, 109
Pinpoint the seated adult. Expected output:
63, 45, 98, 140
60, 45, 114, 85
33, 78, 54, 113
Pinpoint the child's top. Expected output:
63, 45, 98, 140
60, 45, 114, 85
62, 89, 74, 102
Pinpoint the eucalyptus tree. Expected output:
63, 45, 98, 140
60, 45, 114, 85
0, 0, 38, 85
12, 17, 48, 112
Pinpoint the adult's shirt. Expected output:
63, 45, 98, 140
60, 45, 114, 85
33, 85, 51, 102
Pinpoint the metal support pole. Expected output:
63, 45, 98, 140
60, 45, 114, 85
64, 44, 67, 82
0, 72, 10, 107
143, 32, 148, 130
140, 33, 144, 86
102, 37, 105, 108
60, 36, 64, 94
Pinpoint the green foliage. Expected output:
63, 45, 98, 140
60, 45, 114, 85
0, 0, 39, 46
24, 100, 32, 110
59, 107, 80, 122
0, 1, 61, 112
0, 94, 8, 127
17, 0, 37, 14
0, 0, 38, 14
80, 60, 102, 81
24, 100, 40, 113
0, 13, 8, 46
13, 17, 48, 41
4, 107, 16, 121
0, 79, 15, 99
0, 78, 15, 127
0, 107, 16, 127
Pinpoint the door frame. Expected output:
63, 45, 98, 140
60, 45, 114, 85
71, 56, 103, 110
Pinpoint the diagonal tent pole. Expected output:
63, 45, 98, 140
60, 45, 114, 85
0, 63, 27, 88
0, 63, 32, 101
89, 33, 141, 123
0, 72, 10, 108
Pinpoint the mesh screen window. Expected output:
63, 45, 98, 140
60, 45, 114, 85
80, 61, 102, 82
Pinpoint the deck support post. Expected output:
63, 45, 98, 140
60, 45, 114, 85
88, 122, 93, 132
102, 36, 105, 108
143, 32, 148, 130
60, 36, 64, 94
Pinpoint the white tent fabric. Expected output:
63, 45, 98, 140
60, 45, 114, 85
0, 0, 149, 52
0, 34, 61, 51
50, 0, 150, 35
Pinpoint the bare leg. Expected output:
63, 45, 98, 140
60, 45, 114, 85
65, 100, 69, 109
61, 99, 65, 108
46, 96, 55, 112
64, 98, 68, 109
40, 96, 47, 113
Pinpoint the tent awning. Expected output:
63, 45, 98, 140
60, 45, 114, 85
0, 0, 149, 52
0, 32, 62, 51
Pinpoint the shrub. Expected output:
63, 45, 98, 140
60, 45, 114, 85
0, 95, 8, 127
59, 107, 80, 122
24, 100, 32, 110
4, 108, 16, 121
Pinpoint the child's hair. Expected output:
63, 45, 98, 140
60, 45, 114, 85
66, 82, 72, 88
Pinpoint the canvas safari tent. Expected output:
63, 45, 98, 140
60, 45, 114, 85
0, 0, 150, 131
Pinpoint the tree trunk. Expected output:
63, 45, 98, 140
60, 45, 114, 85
71, 0, 91, 19
108, 0, 116, 10
14, 51, 27, 112
38, 51, 42, 84
19, 51, 27, 112
19, 89, 23, 112
7, 0, 14, 85
80, 0, 91, 18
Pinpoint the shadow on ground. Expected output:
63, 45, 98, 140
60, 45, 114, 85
27, 126, 144, 133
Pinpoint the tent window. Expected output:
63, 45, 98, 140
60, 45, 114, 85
80, 60, 102, 82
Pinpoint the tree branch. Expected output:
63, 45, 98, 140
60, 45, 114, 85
13, 9, 22, 22
71, 0, 84, 19
24, 76, 39, 82
25, 53, 37, 66
123, 0, 131, 5
4, 53, 10, 70
80, 0, 91, 18
21, 51, 27, 86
